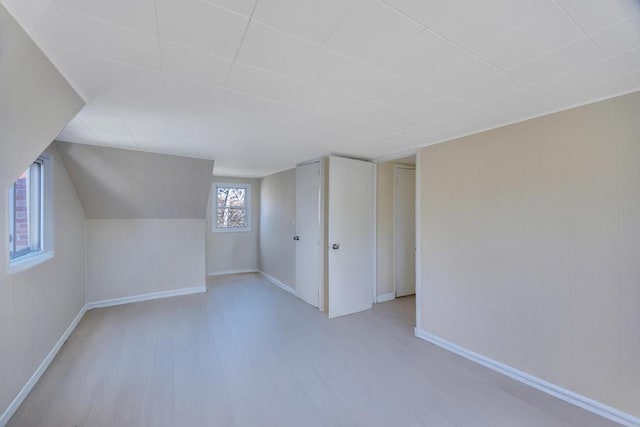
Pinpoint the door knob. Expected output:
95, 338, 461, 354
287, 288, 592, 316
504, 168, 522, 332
293, 236, 300, 241
332, 243, 340, 250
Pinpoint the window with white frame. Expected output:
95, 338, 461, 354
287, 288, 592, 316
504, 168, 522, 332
212, 183, 251, 232
8, 154, 52, 271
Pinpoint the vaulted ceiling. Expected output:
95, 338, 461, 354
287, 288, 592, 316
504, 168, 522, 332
2, 0, 639, 176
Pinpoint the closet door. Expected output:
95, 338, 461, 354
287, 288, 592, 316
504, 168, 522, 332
295, 161, 321, 308
327, 156, 374, 318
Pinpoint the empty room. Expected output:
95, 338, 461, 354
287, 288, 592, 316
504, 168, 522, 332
1, 0, 639, 426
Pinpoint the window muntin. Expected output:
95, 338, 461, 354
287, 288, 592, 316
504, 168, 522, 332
213, 184, 250, 232
9, 159, 44, 260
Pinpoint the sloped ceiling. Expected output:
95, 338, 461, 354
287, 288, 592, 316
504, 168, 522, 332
3, 0, 640, 177
56, 141, 214, 219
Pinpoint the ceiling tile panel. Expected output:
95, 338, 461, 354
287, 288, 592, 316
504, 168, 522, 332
409, 95, 486, 125
160, 41, 232, 86
551, 76, 632, 107
477, 87, 548, 114
323, 0, 423, 65
277, 80, 363, 117
353, 103, 415, 130
451, 73, 524, 105
423, 0, 556, 50
4, 0, 638, 176
121, 119, 170, 151
420, 55, 498, 94
54, 0, 157, 34
156, 0, 248, 59
374, 29, 467, 82
23, 0, 81, 49
532, 60, 623, 96
252, 0, 360, 44
629, 70, 640, 87
346, 68, 442, 111
378, 0, 464, 28
302, 112, 389, 136
58, 117, 105, 145
236, 21, 322, 80
203, 0, 256, 16
163, 77, 286, 118
61, 8, 161, 70
610, 47, 640, 75
507, 38, 604, 84
590, 16, 640, 57
88, 55, 164, 94
303, 48, 370, 92
556, 0, 640, 34
75, 104, 135, 145
474, 5, 583, 69
226, 62, 288, 100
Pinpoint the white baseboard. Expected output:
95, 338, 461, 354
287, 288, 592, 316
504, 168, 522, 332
414, 328, 640, 427
86, 286, 206, 310
259, 271, 294, 294
376, 292, 395, 303
0, 305, 87, 426
207, 269, 258, 277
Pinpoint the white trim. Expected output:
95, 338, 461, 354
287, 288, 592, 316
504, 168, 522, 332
259, 271, 295, 294
414, 328, 640, 427
415, 152, 422, 330
318, 157, 326, 313
371, 163, 377, 304
296, 157, 324, 168
8, 251, 54, 275
207, 269, 258, 277
392, 164, 416, 298
0, 305, 87, 426
373, 147, 418, 164
211, 182, 252, 233
86, 286, 206, 310
376, 292, 396, 303
7, 152, 54, 275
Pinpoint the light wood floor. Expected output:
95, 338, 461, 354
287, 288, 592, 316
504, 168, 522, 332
10, 273, 618, 426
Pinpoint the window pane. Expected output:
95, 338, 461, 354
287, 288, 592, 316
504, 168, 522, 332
10, 162, 42, 260
29, 162, 42, 251
217, 208, 247, 228
13, 170, 30, 256
217, 187, 246, 209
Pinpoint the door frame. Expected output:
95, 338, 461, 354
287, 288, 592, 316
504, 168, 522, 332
295, 157, 326, 312
372, 163, 378, 305
392, 164, 416, 297
415, 153, 422, 330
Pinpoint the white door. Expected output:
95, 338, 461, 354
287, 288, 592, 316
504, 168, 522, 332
328, 156, 374, 318
295, 161, 321, 308
394, 166, 416, 297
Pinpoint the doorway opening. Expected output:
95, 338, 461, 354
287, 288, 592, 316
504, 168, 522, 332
375, 155, 417, 327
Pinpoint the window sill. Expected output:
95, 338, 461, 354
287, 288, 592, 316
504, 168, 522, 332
211, 227, 252, 233
9, 251, 54, 275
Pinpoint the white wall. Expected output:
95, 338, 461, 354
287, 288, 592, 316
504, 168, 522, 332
259, 168, 296, 288
0, 5, 85, 418
418, 91, 640, 417
376, 156, 415, 297
206, 176, 260, 275
56, 142, 213, 219
86, 219, 206, 303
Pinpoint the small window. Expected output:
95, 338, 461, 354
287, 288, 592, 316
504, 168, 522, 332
8, 154, 52, 273
213, 183, 251, 232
